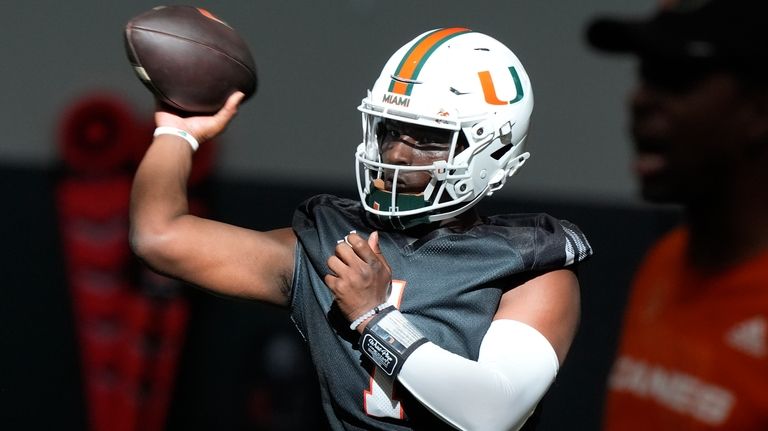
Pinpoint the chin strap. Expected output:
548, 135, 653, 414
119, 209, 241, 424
366, 187, 432, 230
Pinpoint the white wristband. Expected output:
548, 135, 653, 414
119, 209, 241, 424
349, 302, 389, 330
153, 126, 199, 151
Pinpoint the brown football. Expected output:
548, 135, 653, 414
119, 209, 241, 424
124, 5, 257, 114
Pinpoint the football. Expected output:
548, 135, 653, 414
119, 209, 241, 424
124, 5, 257, 114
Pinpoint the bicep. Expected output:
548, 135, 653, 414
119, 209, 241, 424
494, 268, 581, 365
133, 215, 297, 306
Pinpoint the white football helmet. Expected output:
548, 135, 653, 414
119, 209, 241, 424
357, 28, 533, 229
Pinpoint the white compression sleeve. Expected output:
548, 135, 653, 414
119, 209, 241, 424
397, 319, 559, 431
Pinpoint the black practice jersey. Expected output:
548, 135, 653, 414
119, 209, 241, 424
290, 194, 592, 430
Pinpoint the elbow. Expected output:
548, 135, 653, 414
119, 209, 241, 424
129, 226, 154, 263
129, 219, 178, 270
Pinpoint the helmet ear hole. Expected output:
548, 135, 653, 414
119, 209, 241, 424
490, 144, 513, 161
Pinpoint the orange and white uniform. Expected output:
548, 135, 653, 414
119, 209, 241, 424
604, 227, 768, 430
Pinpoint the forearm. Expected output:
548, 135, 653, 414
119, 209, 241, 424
399, 321, 558, 431
130, 92, 241, 244
129, 134, 194, 259
362, 311, 558, 431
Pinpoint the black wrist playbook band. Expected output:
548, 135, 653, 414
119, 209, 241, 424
360, 306, 428, 377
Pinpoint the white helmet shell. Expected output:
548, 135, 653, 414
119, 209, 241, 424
357, 28, 533, 228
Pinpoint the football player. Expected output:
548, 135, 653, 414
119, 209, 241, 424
131, 28, 592, 430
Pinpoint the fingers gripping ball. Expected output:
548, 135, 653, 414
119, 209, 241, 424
124, 5, 257, 114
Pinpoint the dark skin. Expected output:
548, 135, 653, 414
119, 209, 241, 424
376, 119, 454, 193
629, 58, 768, 272
130, 93, 580, 363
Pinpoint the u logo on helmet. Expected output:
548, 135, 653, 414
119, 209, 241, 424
478, 66, 525, 106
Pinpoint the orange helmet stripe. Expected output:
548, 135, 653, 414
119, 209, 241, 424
389, 28, 472, 96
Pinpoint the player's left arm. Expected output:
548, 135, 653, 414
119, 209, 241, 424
493, 268, 581, 365
397, 269, 579, 431
326, 231, 580, 431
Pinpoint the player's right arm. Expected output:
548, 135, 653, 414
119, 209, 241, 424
129, 92, 296, 307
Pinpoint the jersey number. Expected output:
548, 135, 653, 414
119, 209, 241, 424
363, 279, 407, 418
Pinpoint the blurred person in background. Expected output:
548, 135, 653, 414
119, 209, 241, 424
587, 0, 768, 429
